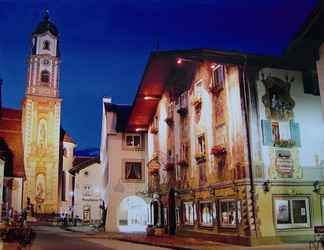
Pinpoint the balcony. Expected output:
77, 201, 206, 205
177, 92, 188, 117
165, 103, 174, 126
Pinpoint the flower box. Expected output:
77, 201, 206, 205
164, 162, 175, 171
149, 167, 159, 175
178, 160, 189, 167
274, 139, 295, 148
164, 117, 173, 126
150, 127, 159, 134
192, 96, 202, 110
194, 152, 206, 163
211, 145, 226, 156
208, 83, 223, 95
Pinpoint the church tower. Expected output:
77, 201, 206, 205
22, 11, 61, 214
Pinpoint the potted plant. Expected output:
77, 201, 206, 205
191, 96, 202, 111
150, 126, 159, 134
178, 159, 189, 167
146, 224, 155, 236
211, 145, 226, 156
164, 162, 175, 171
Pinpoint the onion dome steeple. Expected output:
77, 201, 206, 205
33, 10, 59, 37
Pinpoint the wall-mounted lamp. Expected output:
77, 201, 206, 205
263, 180, 271, 192
144, 96, 160, 101
135, 128, 147, 132
313, 180, 321, 193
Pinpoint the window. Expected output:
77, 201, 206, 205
183, 201, 194, 225
40, 70, 50, 83
83, 184, 92, 197
63, 148, 68, 158
43, 40, 50, 50
180, 143, 189, 162
125, 161, 142, 180
197, 134, 206, 155
179, 92, 188, 109
125, 134, 141, 148
213, 65, 225, 90
274, 197, 310, 229
199, 201, 213, 226
219, 199, 241, 227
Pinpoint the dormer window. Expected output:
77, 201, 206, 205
43, 40, 50, 50
41, 70, 50, 84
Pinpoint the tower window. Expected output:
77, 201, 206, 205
41, 70, 50, 83
43, 40, 50, 50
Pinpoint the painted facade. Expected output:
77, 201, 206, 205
118, 48, 324, 245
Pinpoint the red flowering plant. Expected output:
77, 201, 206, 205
191, 96, 202, 111
211, 145, 226, 156
164, 162, 175, 172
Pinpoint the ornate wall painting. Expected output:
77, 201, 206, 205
215, 93, 225, 126
269, 148, 302, 179
35, 173, 46, 204
261, 75, 295, 121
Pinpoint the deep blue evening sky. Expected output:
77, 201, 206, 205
0, 0, 318, 150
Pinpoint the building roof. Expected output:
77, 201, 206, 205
0, 108, 25, 178
33, 10, 59, 37
126, 48, 309, 132
60, 128, 76, 144
69, 156, 100, 174
104, 102, 132, 132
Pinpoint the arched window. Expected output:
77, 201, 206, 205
43, 40, 50, 50
41, 70, 50, 83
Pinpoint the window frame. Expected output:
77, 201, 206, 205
219, 198, 241, 228
197, 134, 206, 155
198, 200, 214, 227
182, 201, 195, 226
273, 196, 311, 230
122, 159, 144, 183
123, 133, 144, 150
212, 65, 225, 90
40, 70, 50, 84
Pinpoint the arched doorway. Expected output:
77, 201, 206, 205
168, 188, 176, 235
117, 196, 148, 233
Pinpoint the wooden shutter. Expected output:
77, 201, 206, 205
290, 120, 301, 147
261, 120, 273, 146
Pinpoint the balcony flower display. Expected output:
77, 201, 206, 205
178, 159, 189, 167
194, 152, 206, 163
211, 145, 226, 156
150, 126, 159, 134
164, 117, 173, 126
191, 96, 202, 111
164, 162, 175, 171
274, 139, 295, 148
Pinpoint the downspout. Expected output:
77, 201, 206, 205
241, 55, 258, 237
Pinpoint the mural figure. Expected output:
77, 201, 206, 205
38, 119, 47, 148
261, 75, 295, 121
35, 173, 46, 204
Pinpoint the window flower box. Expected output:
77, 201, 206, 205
194, 152, 206, 163
274, 139, 295, 148
177, 107, 188, 116
150, 127, 159, 134
178, 159, 189, 167
164, 162, 175, 171
149, 167, 159, 175
164, 117, 173, 126
192, 96, 202, 111
211, 145, 226, 156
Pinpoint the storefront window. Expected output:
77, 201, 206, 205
199, 201, 213, 226
183, 201, 194, 225
219, 199, 240, 227
274, 197, 310, 229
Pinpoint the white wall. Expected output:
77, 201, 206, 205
317, 43, 324, 118
74, 163, 103, 222
256, 68, 324, 179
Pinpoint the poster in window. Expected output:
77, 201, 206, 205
292, 200, 307, 224
275, 200, 290, 224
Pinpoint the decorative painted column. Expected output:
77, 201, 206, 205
0, 158, 5, 222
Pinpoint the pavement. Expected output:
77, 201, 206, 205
61, 225, 312, 250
